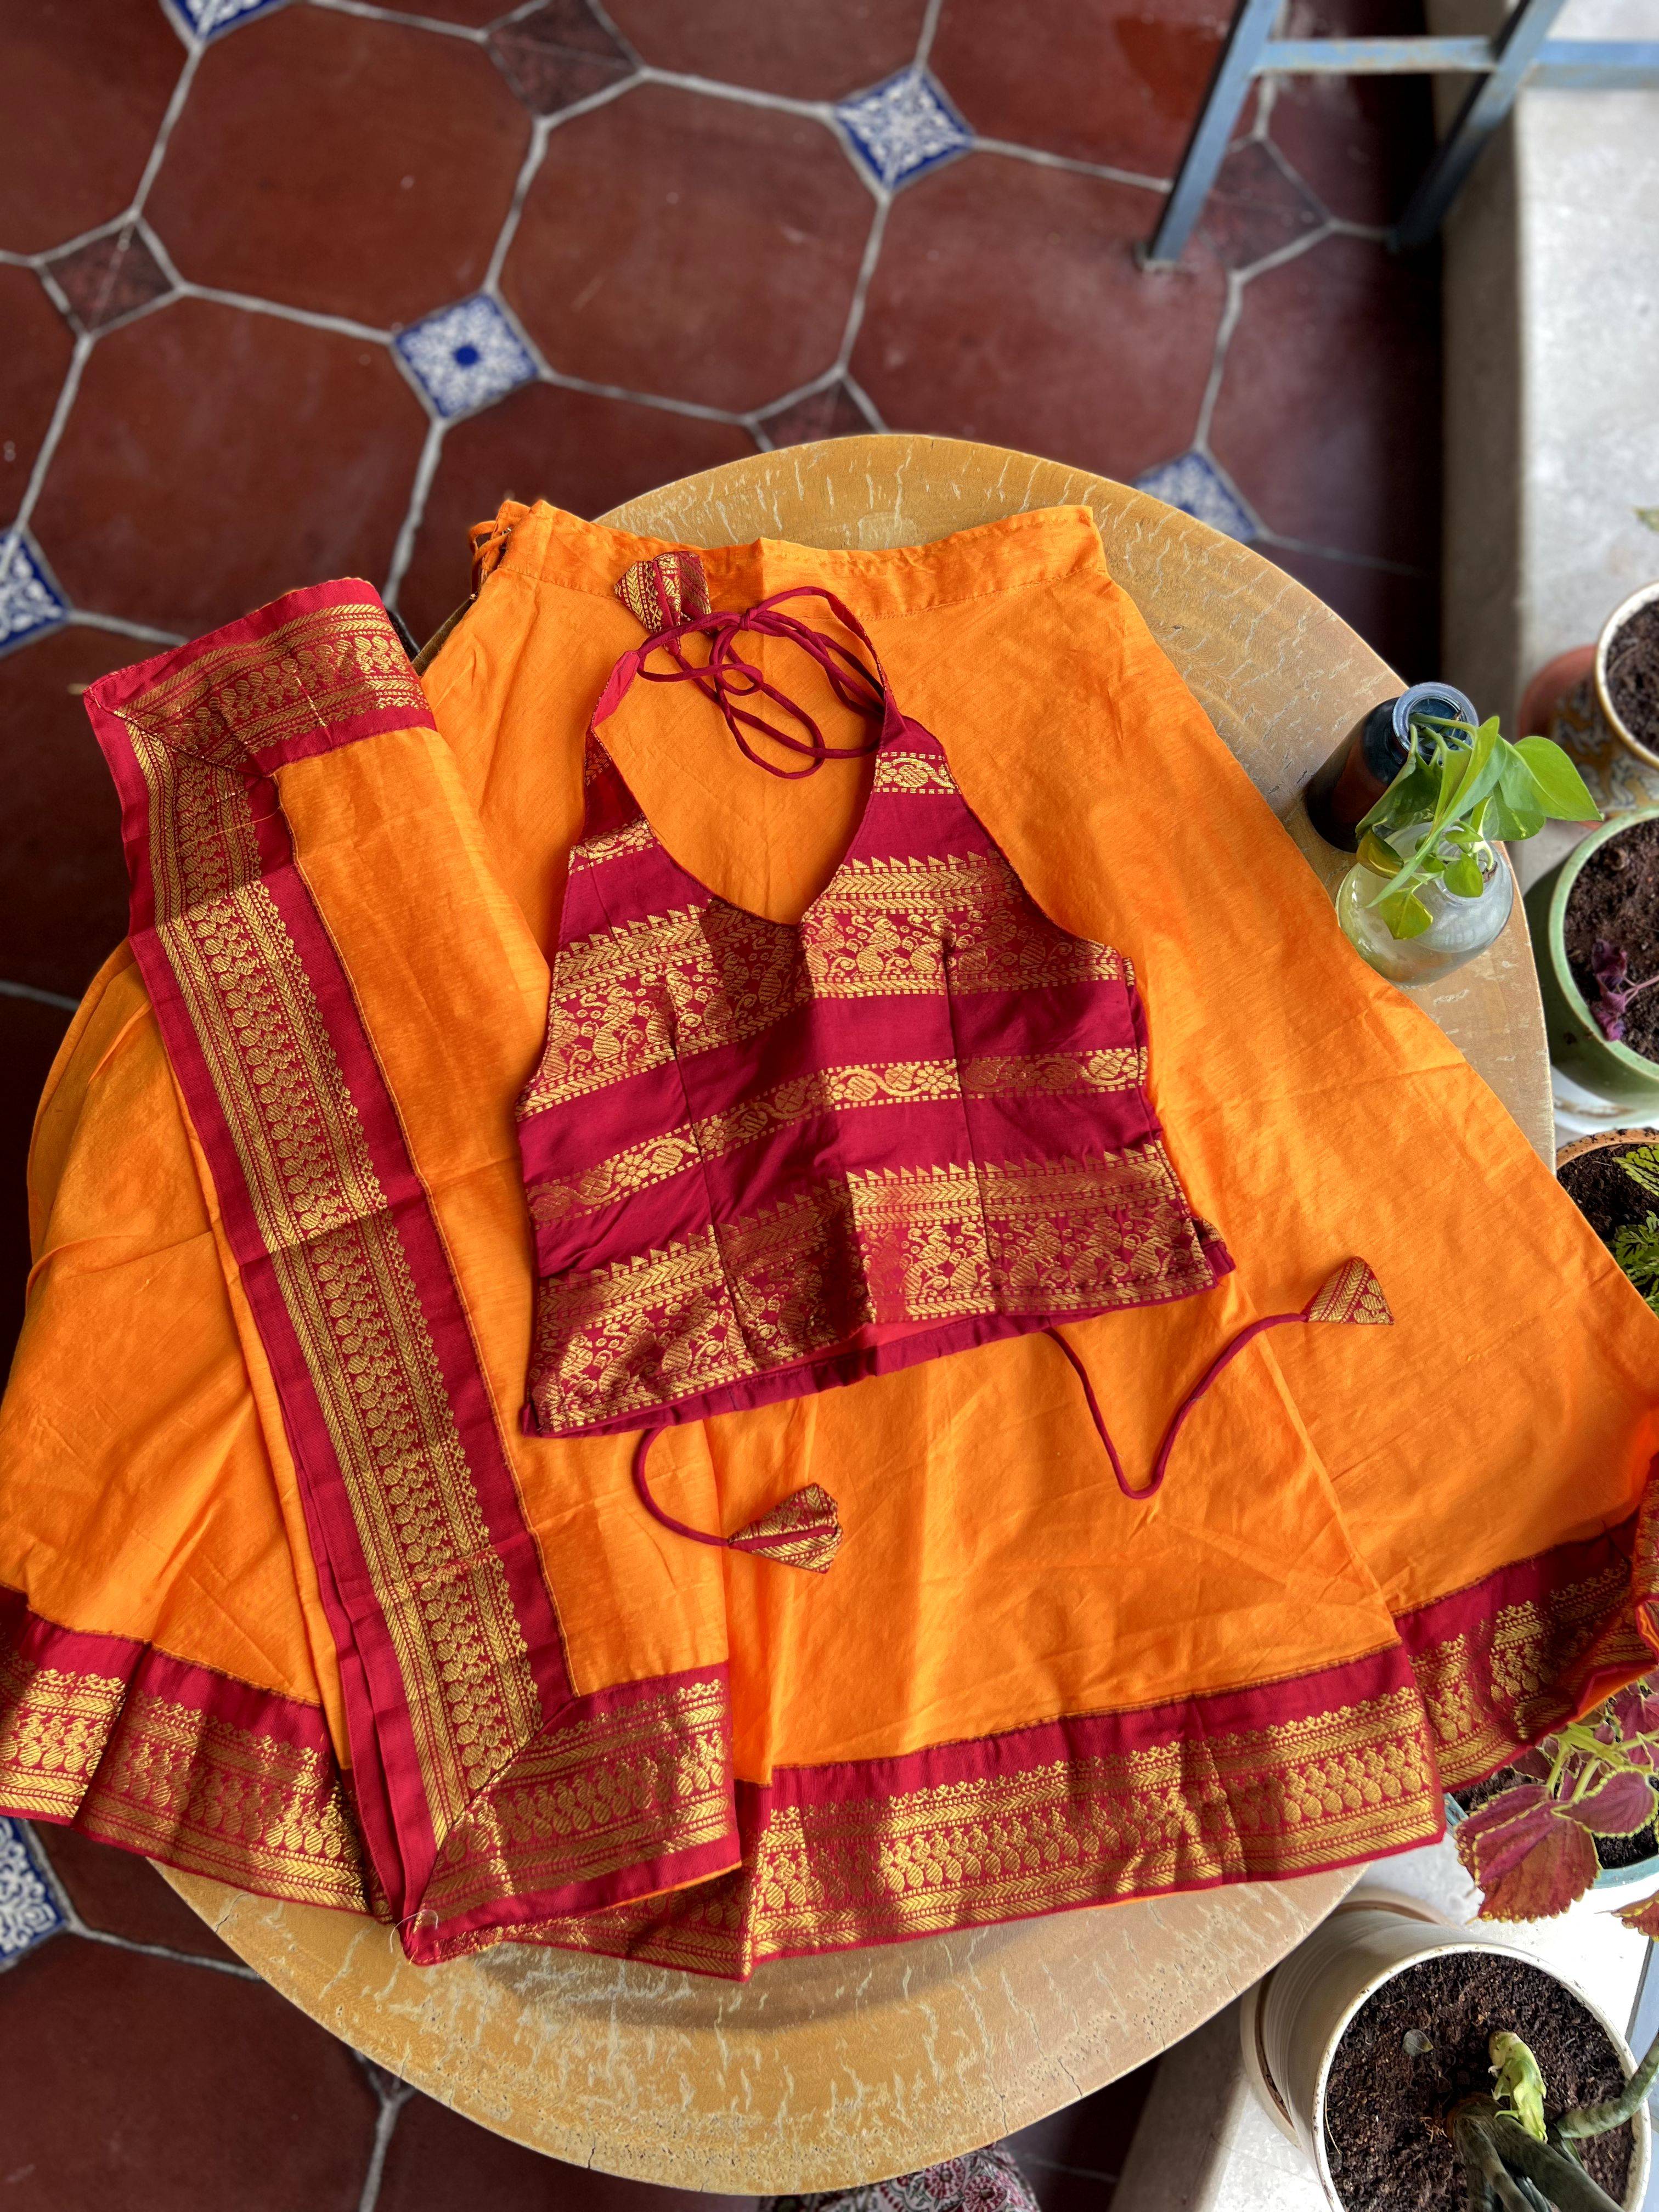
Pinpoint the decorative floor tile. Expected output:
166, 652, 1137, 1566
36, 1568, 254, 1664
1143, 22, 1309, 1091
147, 5, 531, 329
396, 294, 539, 419
605, 0, 929, 101
46, 223, 172, 334
1135, 451, 1256, 541
171, 0, 285, 36
835, 69, 973, 190
0, 535, 68, 655
0, 1819, 63, 1970
489, 0, 633, 117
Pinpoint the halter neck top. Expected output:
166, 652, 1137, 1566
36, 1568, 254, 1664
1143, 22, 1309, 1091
513, 569, 1260, 1564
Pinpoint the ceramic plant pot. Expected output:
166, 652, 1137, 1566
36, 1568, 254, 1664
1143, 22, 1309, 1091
1256, 1906, 1652, 2210
1598, 582, 1659, 771
1525, 806, 1659, 1108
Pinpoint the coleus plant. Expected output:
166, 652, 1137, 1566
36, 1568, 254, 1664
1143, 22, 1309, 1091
1356, 712, 1600, 942
1454, 1678, 1659, 1924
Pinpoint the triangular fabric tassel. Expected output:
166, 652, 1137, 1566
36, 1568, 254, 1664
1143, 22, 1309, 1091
1051, 1256, 1392, 1503
727, 1485, 843, 1573
631, 1428, 842, 1572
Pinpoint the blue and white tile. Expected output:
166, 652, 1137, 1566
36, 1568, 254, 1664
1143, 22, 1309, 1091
0, 1819, 64, 1972
171, 0, 284, 37
835, 70, 973, 191
0, 534, 69, 657
394, 295, 538, 421
1135, 451, 1258, 541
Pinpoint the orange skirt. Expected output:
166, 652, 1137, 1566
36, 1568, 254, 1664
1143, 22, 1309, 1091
2, 501, 1655, 1976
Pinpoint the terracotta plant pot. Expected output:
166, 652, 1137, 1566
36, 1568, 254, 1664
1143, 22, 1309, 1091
1525, 806, 1659, 1108
1598, 581, 1659, 771
1256, 1905, 1652, 2210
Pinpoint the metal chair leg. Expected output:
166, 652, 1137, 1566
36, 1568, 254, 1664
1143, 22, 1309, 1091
1142, 0, 1283, 268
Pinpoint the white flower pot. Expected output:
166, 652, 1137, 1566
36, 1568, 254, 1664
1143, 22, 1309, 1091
1255, 1905, 1652, 2210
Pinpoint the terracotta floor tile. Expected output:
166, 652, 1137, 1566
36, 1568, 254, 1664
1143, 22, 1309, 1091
0, 268, 73, 528
147, 3, 531, 329
30, 297, 427, 637
1006, 2067, 1155, 2209
397, 382, 756, 641
0, 995, 75, 1358
34, 1827, 240, 1964
490, 1, 634, 117
763, 383, 873, 448
603, 0, 928, 100
0, 0, 183, 255
503, 87, 871, 415
389, 0, 511, 22
1268, 0, 1437, 228
1198, 141, 1323, 272
851, 154, 1225, 483
1263, 541, 1438, 687
930, 0, 1252, 179
1207, 232, 1439, 567
0, 625, 135, 1001
0, 1936, 376, 2211
376, 2091, 761, 2212
46, 223, 173, 335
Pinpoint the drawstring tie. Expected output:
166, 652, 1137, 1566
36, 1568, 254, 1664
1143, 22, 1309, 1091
1047, 1256, 1393, 1502
631, 1429, 844, 1574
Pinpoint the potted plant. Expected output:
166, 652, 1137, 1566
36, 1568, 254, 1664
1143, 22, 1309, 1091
1335, 709, 1600, 985
1527, 809, 1659, 1109
1257, 1902, 1654, 2209
1596, 582, 1659, 771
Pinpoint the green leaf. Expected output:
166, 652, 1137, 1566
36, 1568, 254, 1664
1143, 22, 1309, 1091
1491, 2031, 1548, 2142
1359, 754, 1438, 836
1358, 830, 1402, 877
1514, 736, 1601, 823
1444, 853, 1485, 898
1380, 887, 1434, 939
1621, 1146, 1659, 1200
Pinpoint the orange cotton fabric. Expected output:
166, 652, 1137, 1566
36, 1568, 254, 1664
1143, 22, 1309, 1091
4, 500, 1658, 1961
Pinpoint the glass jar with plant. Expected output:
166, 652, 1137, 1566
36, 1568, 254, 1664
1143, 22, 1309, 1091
1336, 710, 1601, 984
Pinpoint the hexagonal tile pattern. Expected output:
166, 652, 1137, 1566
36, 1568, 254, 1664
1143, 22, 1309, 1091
489, 0, 633, 116
1136, 451, 1256, 540
502, 86, 871, 413
30, 297, 428, 636
603, 0, 929, 100
46, 222, 173, 334
0, 624, 143, 1000
1, 268, 75, 526
396, 380, 755, 641
146, 3, 531, 328
851, 154, 1226, 483
930, 0, 1250, 179
0, 0, 184, 254
1208, 232, 1440, 567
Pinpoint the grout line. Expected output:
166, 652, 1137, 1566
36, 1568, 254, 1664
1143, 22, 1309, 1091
173, 281, 391, 344
833, 194, 893, 376
968, 135, 1168, 195
580, 0, 645, 71
5, 333, 93, 546
535, 363, 751, 428
0, 980, 80, 1013
383, 417, 448, 607
483, 111, 554, 292
913, 0, 947, 70
1192, 270, 1244, 453
840, 369, 888, 435
69, 607, 189, 647
128, 39, 205, 218
1229, 211, 1338, 284
633, 64, 833, 125
70, 1923, 264, 1979
355, 2080, 414, 2212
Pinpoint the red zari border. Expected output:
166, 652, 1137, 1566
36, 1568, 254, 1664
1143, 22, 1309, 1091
80, 581, 742, 1959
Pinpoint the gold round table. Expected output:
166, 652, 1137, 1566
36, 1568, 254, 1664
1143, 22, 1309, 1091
162, 436, 1552, 2193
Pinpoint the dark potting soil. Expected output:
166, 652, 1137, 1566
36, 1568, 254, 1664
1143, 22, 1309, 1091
1322, 1951, 1634, 2212
1559, 1144, 1659, 1252
1454, 1765, 1659, 1870
1565, 814, 1659, 1063
1607, 601, 1659, 751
